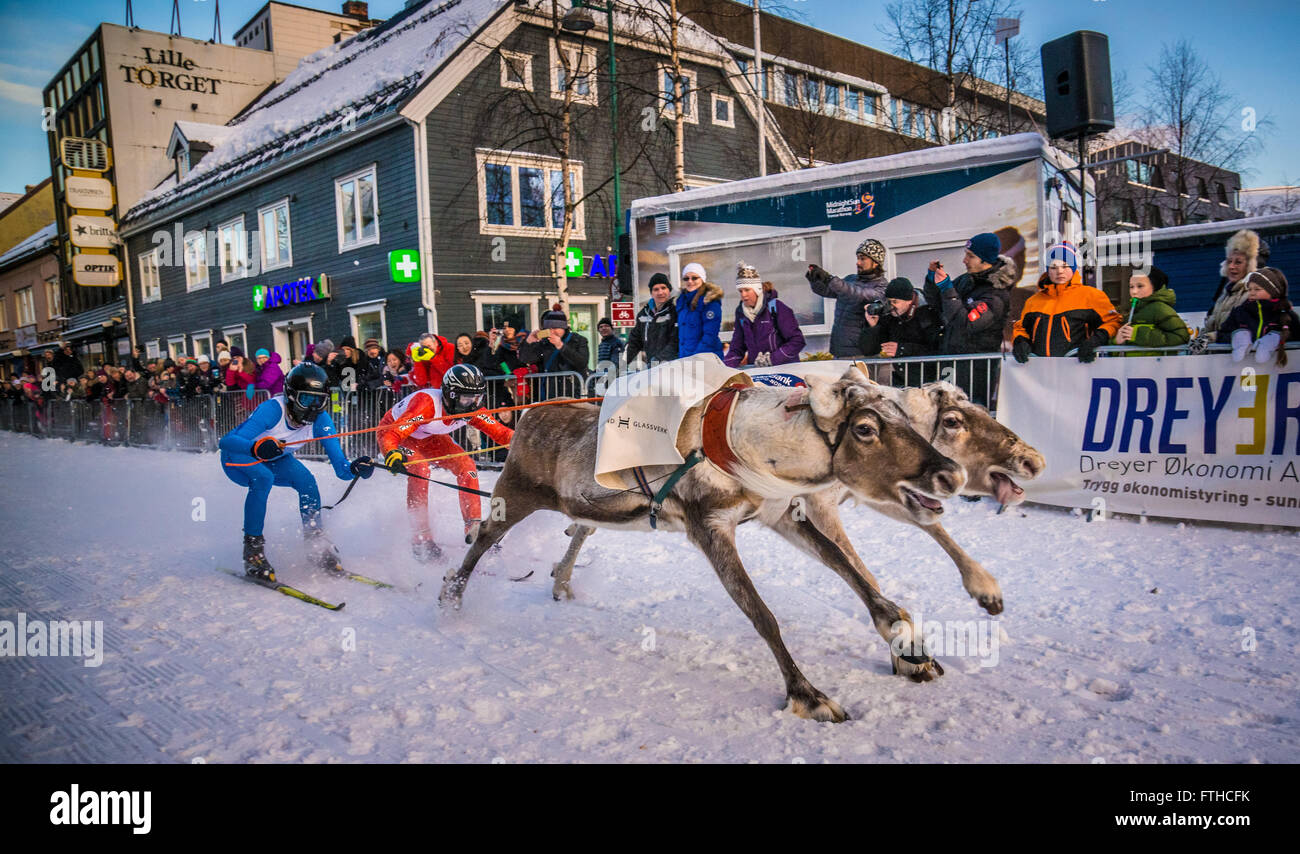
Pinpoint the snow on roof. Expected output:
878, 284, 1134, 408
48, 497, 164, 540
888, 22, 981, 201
125, 0, 509, 225
0, 221, 57, 269
1095, 210, 1300, 246
631, 133, 1063, 216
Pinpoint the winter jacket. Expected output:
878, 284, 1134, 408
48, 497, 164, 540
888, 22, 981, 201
52, 350, 82, 384
626, 297, 678, 365
858, 299, 942, 358
1219, 298, 1300, 342
925, 255, 1018, 354
675, 283, 725, 358
1012, 277, 1122, 357
225, 364, 257, 392
1204, 279, 1253, 341
723, 288, 806, 367
124, 376, 150, 399
180, 369, 216, 398
809, 267, 888, 357
406, 336, 455, 389
254, 352, 285, 395
475, 340, 520, 377
1110, 288, 1190, 350
597, 332, 626, 366
518, 331, 590, 377
356, 350, 388, 391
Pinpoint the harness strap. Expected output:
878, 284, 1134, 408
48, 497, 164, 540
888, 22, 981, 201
701, 384, 744, 474
644, 450, 706, 530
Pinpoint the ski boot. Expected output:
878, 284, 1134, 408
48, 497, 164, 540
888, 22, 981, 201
412, 534, 443, 563
305, 527, 345, 574
243, 535, 277, 581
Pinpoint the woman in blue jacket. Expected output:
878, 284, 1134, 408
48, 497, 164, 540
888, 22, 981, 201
219, 362, 372, 581
675, 262, 725, 358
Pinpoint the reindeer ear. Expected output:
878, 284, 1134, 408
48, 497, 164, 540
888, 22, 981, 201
805, 375, 845, 427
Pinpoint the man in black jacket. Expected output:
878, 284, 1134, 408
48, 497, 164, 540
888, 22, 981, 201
52, 342, 82, 386
518, 310, 590, 398
357, 338, 388, 390
859, 277, 942, 384
806, 238, 889, 357
626, 273, 678, 366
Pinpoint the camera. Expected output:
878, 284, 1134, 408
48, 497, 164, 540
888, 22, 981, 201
865, 299, 887, 317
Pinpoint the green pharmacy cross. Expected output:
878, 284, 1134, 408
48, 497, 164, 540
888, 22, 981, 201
389, 250, 421, 283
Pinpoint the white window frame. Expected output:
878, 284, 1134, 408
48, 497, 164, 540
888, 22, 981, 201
550, 40, 598, 106
258, 197, 293, 272
167, 335, 187, 361
271, 316, 314, 365
659, 64, 698, 123
44, 276, 61, 320
0, 295, 7, 331
471, 292, 541, 333
475, 149, 586, 239
183, 230, 209, 291
222, 324, 248, 355
334, 164, 380, 253
145, 339, 161, 359
191, 330, 214, 360
500, 49, 533, 92
15, 286, 36, 327
347, 298, 388, 347
710, 92, 734, 128
139, 246, 162, 304
218, 215, 248, 282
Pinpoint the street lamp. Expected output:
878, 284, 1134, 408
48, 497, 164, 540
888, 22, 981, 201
562, 1, 622, 241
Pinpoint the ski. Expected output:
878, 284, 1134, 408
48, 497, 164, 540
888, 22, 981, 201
219, 568, 346, 611
327, 570, 395, 590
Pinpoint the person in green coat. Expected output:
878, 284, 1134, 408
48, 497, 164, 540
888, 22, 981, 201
1111, 266, 1190, 355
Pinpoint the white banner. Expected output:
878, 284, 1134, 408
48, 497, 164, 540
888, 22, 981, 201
998, 354, 1300, 526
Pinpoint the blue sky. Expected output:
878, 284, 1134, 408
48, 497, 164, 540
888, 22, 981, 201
0, 0, 1295, 193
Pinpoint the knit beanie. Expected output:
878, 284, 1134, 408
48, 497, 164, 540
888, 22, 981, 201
856, 238, 887, 264
1248, 267, 1288, 299
885, 277, 916, 301
364, 337, 381, 350
1045, 241, 1080, 273
255, 348, 270, 359
1147, 265, 1169, 291
648, 272, 671, 288
540, 309, 568, 329
681, 262, 707, 281
735, 262, 762, 291
967, 232, 1001, 265
313, 338, 335, 358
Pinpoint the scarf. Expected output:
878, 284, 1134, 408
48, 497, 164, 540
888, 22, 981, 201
741, 291, 765, 323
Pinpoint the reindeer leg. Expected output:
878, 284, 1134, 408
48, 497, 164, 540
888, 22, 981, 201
923, 522, 1003, 615
439, 477, 542, 610
685, 511, 848, 723
764, 501, 943, 683
552, 523, 595, 601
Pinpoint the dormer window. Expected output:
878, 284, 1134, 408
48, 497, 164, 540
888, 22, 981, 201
175, 148, 190, 181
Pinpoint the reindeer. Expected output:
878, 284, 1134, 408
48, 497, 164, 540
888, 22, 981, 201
439, 369, 964, 722
551, 379, 1043, 619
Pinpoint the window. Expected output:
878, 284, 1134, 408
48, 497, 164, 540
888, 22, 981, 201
0, 295, 6, 331
659, 64, 697, 122
863, 93, 877, 119
335, 165, 379, 251
15, 287, 36, 326
1216, 183, 1229, 205
222, 325, 247, 355
139, 247, 162, 303
500, 50, 533, 92
145, 339, 161, 359
1196, 176, 1209, 200
783, 69, 798, 106
1116, 198, 1139, 227
1145, 204, 1163, 228
477, 150, 584, 238
474, 294, 538, 336
258, 198, 292, 271
802, 76, 820, 108
167, 336, 187, 361
846, 88, 860, 118
823, 82, 839, 116
45, 277, 61, 320
191, 331, 213, 360
348, 299, 387, 348
184, 231, 209, 290
176, 150, 189, 181
218, 216, 248, 281
711, 93, 734, 128
551, 41, 597, 106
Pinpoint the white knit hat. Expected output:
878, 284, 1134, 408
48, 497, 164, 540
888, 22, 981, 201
735, 261, 762, 291
682, 262, 707, 281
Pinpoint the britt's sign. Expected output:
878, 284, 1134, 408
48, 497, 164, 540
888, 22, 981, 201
120, 48, 222, 95
253, 275, 331, 311
69, 215, 119, 249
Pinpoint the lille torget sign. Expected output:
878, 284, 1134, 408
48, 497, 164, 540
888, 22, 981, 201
69, 215, 119, 249
119, 48, 223, 95
253, 275, 331, 311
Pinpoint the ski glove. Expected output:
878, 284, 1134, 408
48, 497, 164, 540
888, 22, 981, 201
349, 456, 375, 478
1012, 337, 1032, 364
384, 447, 411, 475
1076, 331, 1108, 364
252, 436, 285, 460
804, 265, 833, 287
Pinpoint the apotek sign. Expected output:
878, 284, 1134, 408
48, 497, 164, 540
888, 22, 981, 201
563, 247, 618, 278
254, 275, 331, 311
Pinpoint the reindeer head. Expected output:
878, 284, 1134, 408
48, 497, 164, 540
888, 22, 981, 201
894, 382, 1044, 506
804, 370, 964, 525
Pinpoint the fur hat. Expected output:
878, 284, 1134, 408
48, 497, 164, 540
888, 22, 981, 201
735, 262, 762, 291
1247, 267, 1287, 299
885, 277, 916, 301
1221, 229, 1262, 280
856, 238, 886, 264
967, 232, 1001, 265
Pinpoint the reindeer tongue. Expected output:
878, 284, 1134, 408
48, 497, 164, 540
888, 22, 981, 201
914, 491, 943, 511
993, 473, 1024, 505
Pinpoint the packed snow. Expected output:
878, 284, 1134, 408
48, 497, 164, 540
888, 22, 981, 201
1, 432, 1296, 763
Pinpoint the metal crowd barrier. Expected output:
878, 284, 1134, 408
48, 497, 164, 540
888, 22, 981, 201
166, 395, 215, 452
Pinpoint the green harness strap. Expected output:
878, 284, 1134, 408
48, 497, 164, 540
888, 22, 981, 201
643, 449, 706, 530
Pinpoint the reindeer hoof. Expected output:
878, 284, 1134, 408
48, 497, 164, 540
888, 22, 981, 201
977, 594, 1004, 616
551, 580, 575, 601
892, 654, 945, 682
438, 574, 466, 610
786, 689, 849, 723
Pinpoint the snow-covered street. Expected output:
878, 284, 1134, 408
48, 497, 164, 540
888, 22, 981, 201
1, 432, 1296, 763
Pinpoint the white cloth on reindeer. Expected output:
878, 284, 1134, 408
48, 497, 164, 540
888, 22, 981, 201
594, 353, 750, 489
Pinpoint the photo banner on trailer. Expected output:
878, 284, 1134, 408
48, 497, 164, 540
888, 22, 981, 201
997, 354, 1300, 526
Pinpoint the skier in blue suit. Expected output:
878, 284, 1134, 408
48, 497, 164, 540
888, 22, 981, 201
220, 362, 373, 580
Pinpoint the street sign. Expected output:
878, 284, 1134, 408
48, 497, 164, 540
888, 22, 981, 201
69, 214, 119, 249
73, 253, 121, 286
994, 17, 1019, 45
65, 176, 115, 211
388, 249, 421, 283
611, 301, 635, 327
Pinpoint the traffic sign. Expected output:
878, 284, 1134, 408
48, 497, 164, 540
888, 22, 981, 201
612, 301, 635, 327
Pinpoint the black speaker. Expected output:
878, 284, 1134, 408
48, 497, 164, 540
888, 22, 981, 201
1040, 31, 1115, 140
616, 231, 633, 297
